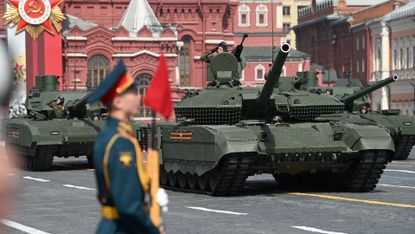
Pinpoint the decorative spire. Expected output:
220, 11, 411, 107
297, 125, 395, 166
117, 0, 161, 36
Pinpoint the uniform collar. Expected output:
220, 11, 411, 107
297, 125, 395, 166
107, 116, 134, 135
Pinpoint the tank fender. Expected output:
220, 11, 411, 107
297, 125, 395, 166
162, 125, 258, 175
342, 124, 394, 152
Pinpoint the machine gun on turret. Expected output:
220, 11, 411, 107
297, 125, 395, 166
233, 33, 248, 62
342, 75, 398, 112
66, 92, 94, 119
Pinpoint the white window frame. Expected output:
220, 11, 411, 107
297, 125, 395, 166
240, 69, 245, 81
256, 5, 268, 27
362, 36, 365, 50
238, 4, 250, 27
356, 59, 360, 73
356, 37, 359, 50
255, 64, 266, 80
298, 63, 303, 72
362, 58, 365, 73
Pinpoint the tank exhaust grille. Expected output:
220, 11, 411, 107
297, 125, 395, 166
175, 107, 242, 124
276, 104, 344, 120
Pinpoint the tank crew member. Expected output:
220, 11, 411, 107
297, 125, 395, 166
200, 41, 228, 63
47, 96, 69, 118
86, 60, 164, 234
360, 105, 369, 114
325, 88, 333, 95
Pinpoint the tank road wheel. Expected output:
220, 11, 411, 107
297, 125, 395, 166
177, 172, 188, 188
198, 173, 210, 191
187, 173, 199, 190
160, 165, 168, 186
168, 171, 177, 187
24, 146, 54, 171
343, 150, 389, 192
208, 168, 221, 193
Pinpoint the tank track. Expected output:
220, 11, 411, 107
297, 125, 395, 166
161, 154, 254, 196
273, 150, 390, 192
343, 150, 390, 192
392, 135, 415, 160
7, 146, 54, 171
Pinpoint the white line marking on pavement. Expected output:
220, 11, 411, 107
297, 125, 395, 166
63, 184, 96, 191
187, 206, 247, 215
384, 169, 415, 174
1, 219, 50, 234
378, 183, 415, 189
291, 226, 347, 234
23, 176, 50, 182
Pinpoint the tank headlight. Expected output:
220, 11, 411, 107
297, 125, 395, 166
403, 122, 412, 126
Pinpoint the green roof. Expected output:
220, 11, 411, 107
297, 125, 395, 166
243, 46, 310, 61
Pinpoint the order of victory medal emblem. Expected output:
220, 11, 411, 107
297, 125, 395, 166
3, 0, 65, 39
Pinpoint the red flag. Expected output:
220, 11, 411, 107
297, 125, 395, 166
143, 54, 173, 119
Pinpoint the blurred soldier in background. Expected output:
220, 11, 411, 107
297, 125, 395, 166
0, 41, 15, 229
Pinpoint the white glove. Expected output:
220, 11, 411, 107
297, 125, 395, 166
157, 188, 169, 212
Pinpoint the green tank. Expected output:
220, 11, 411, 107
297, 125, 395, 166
301, 75, 415, 160
151, 43, 394, 196
5, 75, 106, 171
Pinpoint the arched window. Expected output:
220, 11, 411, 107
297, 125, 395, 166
298, 63, 303, 72
87, 55, 110, 88
238, 4, 250, 27
136, 73, 153, 118
256, 5, 268, 26
255, 64, 265, 80
180, 37, 191, 86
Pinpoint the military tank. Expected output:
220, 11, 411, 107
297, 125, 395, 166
151, 43, 394, 196
5, 75, 106, 171
298, 74, 415, 160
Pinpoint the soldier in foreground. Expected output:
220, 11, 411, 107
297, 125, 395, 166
86, 60, 165, 234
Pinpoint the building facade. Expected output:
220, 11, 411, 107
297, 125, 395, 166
1, 0, 311, 118
369, 0, 415, 114
282, 0, 312, 48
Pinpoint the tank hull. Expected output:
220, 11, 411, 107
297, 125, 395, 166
364, 113, 415, 160
5, 118, 105, 170
157, 121, 394, 196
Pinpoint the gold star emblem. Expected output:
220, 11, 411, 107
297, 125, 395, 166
3, 0, 65, 39
119, 153, 133, 167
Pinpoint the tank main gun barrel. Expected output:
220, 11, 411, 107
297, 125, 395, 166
67, 91, 93, 118
256, 43, 291, 112
342, 75, 398, 111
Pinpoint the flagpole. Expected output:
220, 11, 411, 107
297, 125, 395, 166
148, 110, 162, 228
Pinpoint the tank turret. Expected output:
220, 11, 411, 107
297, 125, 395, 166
24, 75, 104, 120
342, 75, 398, 111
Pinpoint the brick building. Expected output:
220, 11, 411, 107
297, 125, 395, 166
1, 0, 311, 118
368, 0, 415, 114
293, 0, 415, 114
